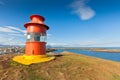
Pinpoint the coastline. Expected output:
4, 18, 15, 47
91, 49, 120, 53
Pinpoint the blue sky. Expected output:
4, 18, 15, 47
0, 0, 120, 47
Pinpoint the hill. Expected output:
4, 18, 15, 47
0, 52, 120, 80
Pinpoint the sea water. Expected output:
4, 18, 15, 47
54, 48, 120, 62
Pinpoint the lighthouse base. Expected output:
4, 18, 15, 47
12, 55, 55, 65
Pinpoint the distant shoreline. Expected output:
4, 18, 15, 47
92, 49, 120, 53
80, 48, 120, 53
53, 47, 120, 53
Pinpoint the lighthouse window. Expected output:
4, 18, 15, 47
26, 33, 34, 41
40, 35, 47, 42
27, 34, 32, 41
34, 35, 40, 41
27, 35, 31, 39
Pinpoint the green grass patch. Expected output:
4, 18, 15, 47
113, 75, 120, 80
10, 61, 21, 67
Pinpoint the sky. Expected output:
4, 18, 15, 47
0, 0, 120, 47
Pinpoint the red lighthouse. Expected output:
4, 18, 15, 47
25, 15, 48, 55
13, 15, 55, 65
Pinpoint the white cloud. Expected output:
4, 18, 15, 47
70, 0, 95, 20
0, 26, 26, 45
0, 27, 19, 33
6, 26, 26, 33
47, 33, 52, 36
0, 35, 25, 45
0, 26, 26, 34
47, 40, 120, 47
47, 33, 52, 39
47, 43, 68, 47
8, 33, 23, 37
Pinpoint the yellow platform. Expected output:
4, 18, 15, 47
12, 54, 55, 65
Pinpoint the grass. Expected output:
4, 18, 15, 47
0, 65, 3, 72
0, 52, 120, 80
10, 60, 21, 67
113, 75, 120, 80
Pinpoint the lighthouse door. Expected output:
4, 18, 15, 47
32, 50, 34, 55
